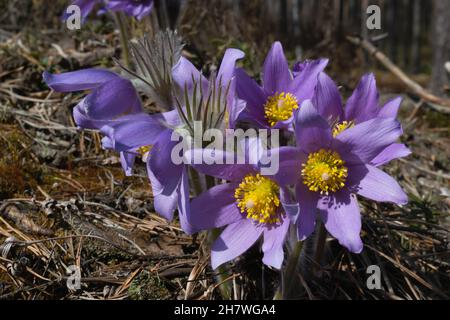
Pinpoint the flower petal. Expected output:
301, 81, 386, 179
262, 41, 291, 95
189, 183, 244, 232
334, 118, 402, 164
177, 166, 195, 234
344, 73, 379, 123
371, 143, 411, 167
262, 218, 290, 269
81, 77, 142, 121
72, 78, 144, 130
108, 0, 154, 20
100, 113, 166, 151
147, 163, 178, 221
378, 97, 402, 118
216, 48, 245, 129
319, 191, 363, 253
228, 98, 247, 129
272, 147, 305, 186
289, 58, 329, 101
43, 68, 118, 92
217, 48, 245, 89
211, 219, 263, 269
149, 129, 184, 192
157, 109, 182, 127
120, 152, 136, 176
356, 164, 408, 205
296, 182, 319, 240
295, 100, 332, 153
72, 100, 106, 130
313, 72, 344, 123
172, 56, 208, 96
235, 68, 268, 125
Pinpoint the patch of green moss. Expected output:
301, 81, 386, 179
128, 271, 170, 300
0, 127, 48, 198
425, 110, 450, 132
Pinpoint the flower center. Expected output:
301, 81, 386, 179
137, 145, 152, 162
264, 92, 299, 127
332, 120, 355, 137
137, 145, 152, 156
301, 149, 348, 194
234, 174, 280, 224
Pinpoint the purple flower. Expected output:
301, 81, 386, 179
186, 148, 291, 269
107, 0, 154, 20
43, 69, 142, 130
275, 101, 409, 253
172, 48, 245, 129
99, 110, 194, 231
44, 71, 188, 231
235, 41, 328, 129
313, 72, 411, 166
99, 48, 244, 233
43, 68, 144, 175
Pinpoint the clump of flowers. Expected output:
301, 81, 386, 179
44, 31, 410, 298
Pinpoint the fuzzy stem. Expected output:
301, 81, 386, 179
114, 13, 131, 69
313, 221, 327, 272
208, 229, 232, 299
205, 175, 216, 190
275, 240, 303, 299
188, 167, 203, 196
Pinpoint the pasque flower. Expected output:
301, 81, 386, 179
43, 30, 182, 176
43, 68, 151, 175
43, 32, 191, 232
186, 147, 291, 269
275, 101, 409, 253
235, 41, 328, 129
107, 0, 154, 20
312, 72, 410, 164
44, 67, 192, 231
43, 69, 142, 130
98, 48, 245, 233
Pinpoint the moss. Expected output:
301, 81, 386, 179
128, 271, 170, 300
0, 126, 48, 198
424, 110, 450, 131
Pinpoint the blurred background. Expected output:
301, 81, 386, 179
2, 0, 449, 94
0, 0, 448, 300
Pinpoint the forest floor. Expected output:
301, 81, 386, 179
0, 13, 449, 300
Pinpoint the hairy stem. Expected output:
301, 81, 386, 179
275, 240, 303, 299
208, 229, 232, 299
114, 13, 131, 69
313, 221, 327, 273
188, 167, 203, 196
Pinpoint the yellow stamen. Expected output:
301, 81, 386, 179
332, 120, 355, 137
301, 149, 348, 194
264, 92, 299, 127
234, 174, 280, 224
137, 145, 152, 157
